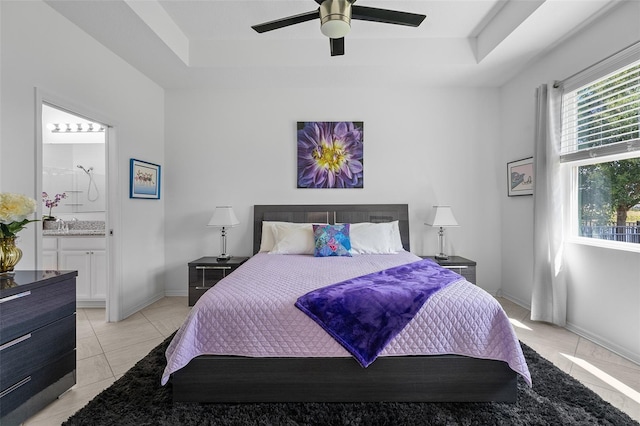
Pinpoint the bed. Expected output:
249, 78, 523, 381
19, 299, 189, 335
164, 204, 530, 403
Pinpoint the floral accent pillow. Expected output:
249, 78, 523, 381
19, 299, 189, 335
313, 224, 352, 257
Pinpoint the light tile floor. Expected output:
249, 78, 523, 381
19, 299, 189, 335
499, 297, 640, 423
23, 296, 639, 425
23, 296, 191, 426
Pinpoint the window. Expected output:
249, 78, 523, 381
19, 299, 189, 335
560, 53, 640, 247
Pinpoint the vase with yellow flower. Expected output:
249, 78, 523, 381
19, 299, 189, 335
0, 192, 38, 275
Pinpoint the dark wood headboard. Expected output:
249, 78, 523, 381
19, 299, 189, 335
253, 204, 410, 254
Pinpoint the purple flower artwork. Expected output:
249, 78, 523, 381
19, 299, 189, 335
297, 121, 364, 188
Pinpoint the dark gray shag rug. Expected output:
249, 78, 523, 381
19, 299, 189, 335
63, 336, 638, 426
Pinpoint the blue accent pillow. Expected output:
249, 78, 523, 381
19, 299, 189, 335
312, 224, 352, 257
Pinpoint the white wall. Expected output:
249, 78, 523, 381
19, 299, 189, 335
163, 87, 504, 296
500, 1, 640, 363
0, 1, 166, 319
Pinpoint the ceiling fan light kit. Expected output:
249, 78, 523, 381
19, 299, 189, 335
320, 0, 352, 38
251, 0, 426, 56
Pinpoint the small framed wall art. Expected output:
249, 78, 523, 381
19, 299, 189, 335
507, 157, 533, 197
130, 158, 161, 199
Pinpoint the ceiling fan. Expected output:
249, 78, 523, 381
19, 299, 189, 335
251, 0, 426, 56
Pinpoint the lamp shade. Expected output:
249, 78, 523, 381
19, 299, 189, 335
207, 206, 239, 227
425, 206, 459, 228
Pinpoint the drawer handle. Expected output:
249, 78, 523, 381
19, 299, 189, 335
442, 265, 468, 269
195, 266, 231, 270
0, 333, 31, 352
195, 286, 212, 290
0, 290, 31, 304
0, 376, 31, 399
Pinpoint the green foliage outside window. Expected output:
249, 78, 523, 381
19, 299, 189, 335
579, 158, 640, 227
574, 62, 640, 240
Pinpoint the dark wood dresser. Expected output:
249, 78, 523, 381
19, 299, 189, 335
0, 270, 77, 425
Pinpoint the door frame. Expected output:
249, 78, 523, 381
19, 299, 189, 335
35, 88, 122, 322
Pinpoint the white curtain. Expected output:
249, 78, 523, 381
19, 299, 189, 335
531, 83, 567, 326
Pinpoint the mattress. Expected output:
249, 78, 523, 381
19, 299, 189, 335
162, 252, 531, 386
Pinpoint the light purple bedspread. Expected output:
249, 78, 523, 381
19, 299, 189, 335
162, 252, 531, 386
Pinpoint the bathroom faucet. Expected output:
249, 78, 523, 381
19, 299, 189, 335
56, 218, 69, 233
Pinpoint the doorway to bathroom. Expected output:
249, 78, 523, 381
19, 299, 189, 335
38, 100, 116, 320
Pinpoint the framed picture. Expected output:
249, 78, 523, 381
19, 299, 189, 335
297, 121, 364, 189
130, 158, 161, 199
507, 157, 533, 196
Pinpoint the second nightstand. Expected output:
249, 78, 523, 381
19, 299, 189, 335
188, 256, 249, 306
422, 255, 477, 284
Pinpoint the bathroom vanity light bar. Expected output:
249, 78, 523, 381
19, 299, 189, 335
48, 123, 105, 133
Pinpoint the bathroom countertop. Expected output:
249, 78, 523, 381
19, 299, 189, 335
43, 229, 106, 237
42, 220, 106, 237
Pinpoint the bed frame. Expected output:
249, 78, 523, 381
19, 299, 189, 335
171, 204, 518, 403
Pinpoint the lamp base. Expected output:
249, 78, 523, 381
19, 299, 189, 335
435, 228, 450, 261
216, 254, 231, 262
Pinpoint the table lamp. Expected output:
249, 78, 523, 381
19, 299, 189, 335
207, 206, 240, 261
425, 205, 459, 260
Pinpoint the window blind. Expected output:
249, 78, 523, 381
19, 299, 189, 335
560, 50, 640, 163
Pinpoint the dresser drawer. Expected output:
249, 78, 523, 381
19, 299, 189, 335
188, 286, 210, 306
0, 350, 76, 420
0, 313, 75, 393
423, 256, 476, 285
461, 267, 476, 284
0, 277, 76, 345
442, 265, 476, 284
189, 265, 233, 288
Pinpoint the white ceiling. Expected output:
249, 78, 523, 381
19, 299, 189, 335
44, 0, 619, 90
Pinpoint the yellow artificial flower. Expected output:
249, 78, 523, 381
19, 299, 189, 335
0, 193, 38, 238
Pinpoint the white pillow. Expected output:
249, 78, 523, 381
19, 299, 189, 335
259, 221, 311, 252
389, 220, 405, 251
269, 223, 315, 255
349, 222, 398, 254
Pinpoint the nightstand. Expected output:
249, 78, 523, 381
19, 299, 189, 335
422, 256, 476, 284
188, 256, 249, 306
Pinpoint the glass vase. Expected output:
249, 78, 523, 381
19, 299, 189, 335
0, 236, 23, 275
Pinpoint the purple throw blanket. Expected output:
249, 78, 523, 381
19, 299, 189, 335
295, 258, 463, 367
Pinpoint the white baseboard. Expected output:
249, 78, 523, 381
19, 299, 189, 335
497, 291, 531, 310
120, 292, 165, 320
77, 300, 106, 309
565, 322, 640, 366
164, 289, 188, 297
499, 291, 639, 366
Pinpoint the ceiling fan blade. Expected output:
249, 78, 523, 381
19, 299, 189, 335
352, 5, 425, 27
316, 0, 359, 4
252, 10, 319, 33
330, 37, 345, 56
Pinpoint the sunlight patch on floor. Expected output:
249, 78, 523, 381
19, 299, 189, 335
561, 353, 640, 403
509, 318, 533, 331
